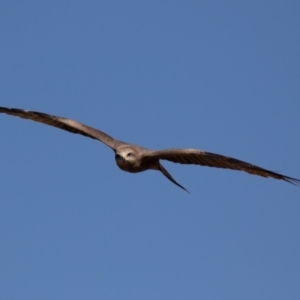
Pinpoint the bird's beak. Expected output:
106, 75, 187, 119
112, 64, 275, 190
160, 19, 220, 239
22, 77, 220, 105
115, 153, 124, 161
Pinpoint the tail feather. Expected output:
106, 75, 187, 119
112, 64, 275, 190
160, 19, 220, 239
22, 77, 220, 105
159, 163, 190, 193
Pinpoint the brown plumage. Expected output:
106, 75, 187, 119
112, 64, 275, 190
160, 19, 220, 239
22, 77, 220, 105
1, 106, 299, 193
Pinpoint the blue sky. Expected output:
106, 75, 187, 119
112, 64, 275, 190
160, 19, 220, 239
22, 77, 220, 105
1, 1, 299, 299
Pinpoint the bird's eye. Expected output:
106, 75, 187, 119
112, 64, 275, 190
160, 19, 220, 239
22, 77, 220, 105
127, 153, 132, 157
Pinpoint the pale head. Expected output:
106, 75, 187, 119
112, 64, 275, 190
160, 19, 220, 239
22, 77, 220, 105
115, 147, 139, 171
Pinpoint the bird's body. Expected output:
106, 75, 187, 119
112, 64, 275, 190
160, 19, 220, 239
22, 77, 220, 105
0, 106, 299, 192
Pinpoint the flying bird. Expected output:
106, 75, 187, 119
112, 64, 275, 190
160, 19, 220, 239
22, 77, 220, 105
1, 106, 299, 192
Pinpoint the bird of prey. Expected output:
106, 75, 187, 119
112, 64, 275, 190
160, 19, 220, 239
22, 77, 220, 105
0, 106, 299, 192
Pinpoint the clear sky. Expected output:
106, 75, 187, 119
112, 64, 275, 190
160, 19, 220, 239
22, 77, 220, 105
1, 1, 299, 299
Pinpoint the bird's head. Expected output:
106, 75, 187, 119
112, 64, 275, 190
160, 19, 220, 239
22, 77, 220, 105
115, 147, 137, 170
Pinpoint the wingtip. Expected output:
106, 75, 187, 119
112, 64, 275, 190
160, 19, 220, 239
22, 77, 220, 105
284, 176, 300, 187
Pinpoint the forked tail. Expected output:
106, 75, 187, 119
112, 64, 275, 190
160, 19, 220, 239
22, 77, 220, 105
158, 163, 190, 193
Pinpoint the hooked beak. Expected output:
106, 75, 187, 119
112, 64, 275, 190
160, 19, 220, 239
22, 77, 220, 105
115, 153, 124, 161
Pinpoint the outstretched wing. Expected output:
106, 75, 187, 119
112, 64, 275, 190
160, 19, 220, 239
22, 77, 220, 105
144, 148, 300, 186
0, 106, 121, 150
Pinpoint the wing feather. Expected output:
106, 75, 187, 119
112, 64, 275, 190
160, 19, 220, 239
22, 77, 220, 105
144, 148, 300, 186
0, 106, 120, 150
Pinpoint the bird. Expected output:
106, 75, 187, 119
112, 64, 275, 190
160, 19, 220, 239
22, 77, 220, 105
0, 106, 299, 193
